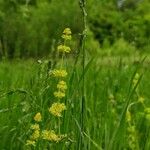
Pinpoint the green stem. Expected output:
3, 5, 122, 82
79, 0, 87, 149
58, 117, 61, 134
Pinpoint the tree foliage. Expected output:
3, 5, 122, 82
0, 0, 149, 58
88, 0, 150, 52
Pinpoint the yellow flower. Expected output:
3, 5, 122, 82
30, 130, 40, 140
34, 112, 42, 122
62, 28, 72, 40
57, 80, 67, 91
30, 124, 40, 130
63, 28, 72, 35
42, 130, 61, 142
61, 34, 72, 40
57, 45, 71, 53
49, 102, 66, 117
54, 91, 65, 99
42, 130, 67, 142
26, 140, 36, 146
50, 69, 68, 78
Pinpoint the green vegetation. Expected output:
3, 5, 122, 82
0, 0, 150, 149
0, 0, 150, 58
0, 57, 150, 149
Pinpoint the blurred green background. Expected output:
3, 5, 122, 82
0, 0, 150, 58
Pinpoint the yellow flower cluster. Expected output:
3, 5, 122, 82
50, 69, 68, 78
26, 28, 72, 147
57, 45, 71, 53
42, 130, 66, 142
49, 103, 67, 117
63, 28, 72, 35
26, 113, 41, 146
30, 130, 40, 140
49, 102, 66, 117
58, 28, 72, 53
34, 112, 42, 122
54, 91, 65, 99
30, 124, 40, 130
54, 80, 67, 99
26, 140, 36, 146
57, 80, 67, 91
61, 28, 72, 40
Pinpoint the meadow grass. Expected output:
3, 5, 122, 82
0, 0, 150, 149
0, 56, 149, 150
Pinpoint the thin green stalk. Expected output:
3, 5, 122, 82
79, 0, 87, 149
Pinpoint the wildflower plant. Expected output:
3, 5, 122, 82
26, 28, 72, 148
26, 113, 41, 147
125, 72, 150, 150
48, 28, 72, 141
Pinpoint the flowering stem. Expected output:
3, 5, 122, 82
79, 0, 87, 149
58, 117, 61, 134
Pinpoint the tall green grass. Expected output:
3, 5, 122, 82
0, 56, 149, 149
